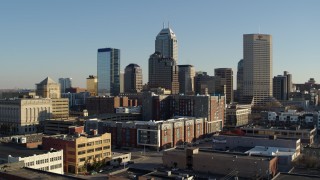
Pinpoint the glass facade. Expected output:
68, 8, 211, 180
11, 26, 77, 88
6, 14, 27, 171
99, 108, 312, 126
97, 48, 120, 96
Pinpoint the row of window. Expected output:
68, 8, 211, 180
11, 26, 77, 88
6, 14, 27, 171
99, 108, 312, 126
50, 156, 62, 162
78, 146, 111, 155
78, 152, 111, 162
77, 139, 111, 148
50, 163, 62, 170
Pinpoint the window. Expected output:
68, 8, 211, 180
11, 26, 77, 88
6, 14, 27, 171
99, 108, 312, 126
103, 139, 111, 143
95, 140, 102, 145
78, 150, 86, 155
79, 158, 86, 162
78, 143, 86, 148
95, 154, 101, 158
103, 145, 110, 150
87, 149, 94, 153
87, 142, 94, 146
95, 147, 102, 151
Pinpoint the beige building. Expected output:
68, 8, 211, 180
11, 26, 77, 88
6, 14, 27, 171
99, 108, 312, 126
86, 75, 98, 96
51, 98, 69, 119
0, 98, 52, 135
36, 77, 61, 99
36, 77, 69, 119
42, 128, 112, 174
225, 104, 251, 127
243, 34, 272, 106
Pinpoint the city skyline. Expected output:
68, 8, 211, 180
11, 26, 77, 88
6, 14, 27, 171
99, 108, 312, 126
1, 1, 320, 89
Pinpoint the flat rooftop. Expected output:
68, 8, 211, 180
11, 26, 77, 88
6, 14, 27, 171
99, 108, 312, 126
0, 143, 46, 163
0, 162, 84, 180
167, 148, 273, 161
273, 172, 320, 180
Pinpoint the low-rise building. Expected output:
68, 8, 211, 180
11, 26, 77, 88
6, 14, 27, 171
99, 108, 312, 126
85, 117, 206, 150
42, 127, 111, 174
163, 148, 277, 179
8, 149, 64, 174
225, 104, 251, 127
43, 118, 82, 135
241, 126, 316, 144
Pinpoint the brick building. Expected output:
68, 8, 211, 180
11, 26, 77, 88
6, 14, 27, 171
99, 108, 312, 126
42, 126, 111, 174
86, 96, 131, 115
85, 117, 205, 150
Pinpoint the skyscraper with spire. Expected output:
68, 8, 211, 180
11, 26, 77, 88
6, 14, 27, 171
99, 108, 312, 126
155, 24, 178, 62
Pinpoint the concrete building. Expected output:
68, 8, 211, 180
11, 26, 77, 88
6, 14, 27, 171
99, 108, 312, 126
61, 91, 90, 111
142, 93, 225, 133
225, 104, 251, 127
86, 75, 98, 96
110, 152, 131, 166
51, 98, 69, 119
0, 161, 83, 180
1, 90, 36, 99
120, 71, 124, 93
241, 126, 316, 144
36, 77, 61, 99
236, 59, 244, 102
43, 118, 81, 135
0, 98, 52, 135
155, 26, 178, 62
8, 149, 64, 174
42, 127, 112, 174
163, 148, 277, 179
59, 78, 72, 94
194, 72, 224, 96
178, 65, 195, 95
273, 71, 292, 100
215, 68, 233, 104
86, 96, 130, 115
212, 135, 300, 152
97, 48, 120, 96
242, 34, 273, 106
148, 52, 179, 94
124, 63, 143, 93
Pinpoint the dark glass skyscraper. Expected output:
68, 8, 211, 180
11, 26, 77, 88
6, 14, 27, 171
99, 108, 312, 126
124, 63, 143, 93
97, 48, 120, 96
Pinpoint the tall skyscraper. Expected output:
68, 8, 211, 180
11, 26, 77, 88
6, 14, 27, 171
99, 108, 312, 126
86, 75, 97, 96
148, 52, 179, 94
178, 65, 195, 95
273, 71, 292, 101
124, 63, 143, 93
273, 75, 288, 101
155, 26, 178, 62
242, 34, 272, 106
215, 68, 233, 104
59, 78, 72, 93
97, 48, 120, 96
236, 59, 244, 102
284, 71, 293, 93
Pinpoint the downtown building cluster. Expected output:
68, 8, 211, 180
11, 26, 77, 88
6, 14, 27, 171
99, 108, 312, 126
2, 25, 320, 179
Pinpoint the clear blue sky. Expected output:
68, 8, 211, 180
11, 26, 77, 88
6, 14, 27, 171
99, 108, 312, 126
1, 0, 319, 89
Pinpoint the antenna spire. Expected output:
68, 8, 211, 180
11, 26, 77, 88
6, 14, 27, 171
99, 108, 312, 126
163, 22, 164, 29
168, 21, 170, 28
258, 24, 261, 34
